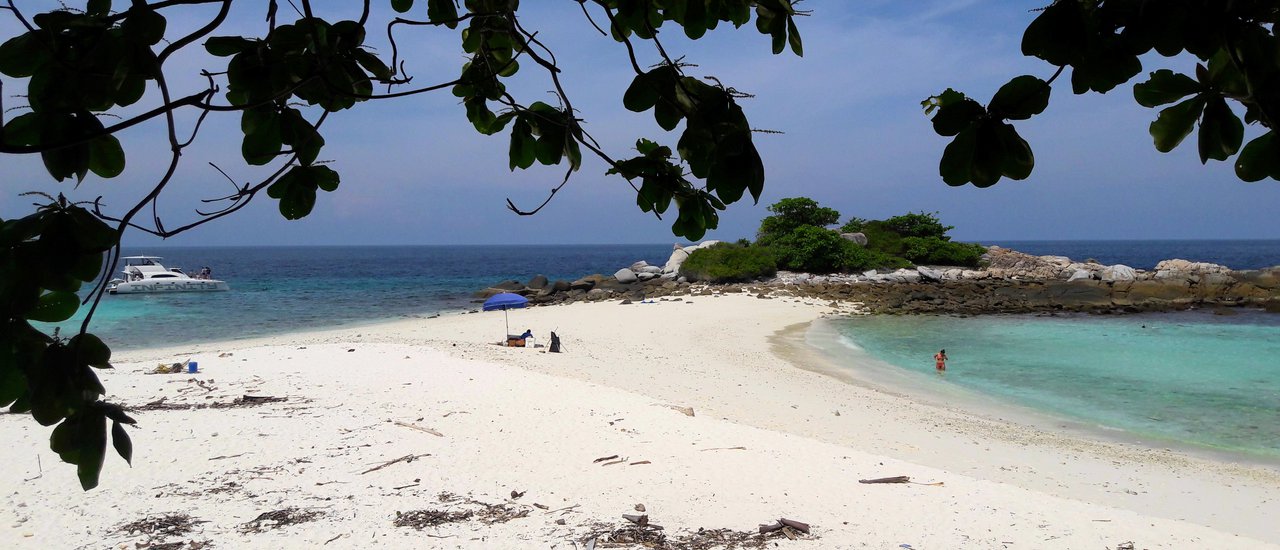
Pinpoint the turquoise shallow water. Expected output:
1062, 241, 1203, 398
824, 312, 1280, 459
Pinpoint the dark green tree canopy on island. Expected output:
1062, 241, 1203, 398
0, 0, 804, 489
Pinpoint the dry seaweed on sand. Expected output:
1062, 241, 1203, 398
584, 524, 811, 549
117, 513, 202, 538
128, 395, 288, 412
394, 509, 475, 529
239, 507, 324, 533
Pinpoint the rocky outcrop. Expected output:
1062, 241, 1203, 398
475, 245, 1280, 315
840, 232, 868, 246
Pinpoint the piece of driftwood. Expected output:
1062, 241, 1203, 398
699, 446, 747, 452
759, 517, 810, 535
393, 483, 420, 490
859, 475, 911, 484
630, 460, 651, 466
360, 453, 428, 475
593, 454, 619, 463
622, 514, 663, 530
780, 518, 810, 533
394, 421, 443, 437
601, 458, 627, 466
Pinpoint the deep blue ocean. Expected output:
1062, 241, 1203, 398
43, 240, 1280, 459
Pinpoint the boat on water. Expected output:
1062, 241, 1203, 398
107, 256, 229, 294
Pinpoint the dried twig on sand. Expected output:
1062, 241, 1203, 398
360, 453, 430, 475
394, 421, 443, 437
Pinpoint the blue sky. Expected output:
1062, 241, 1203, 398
1, 1, 1277, 246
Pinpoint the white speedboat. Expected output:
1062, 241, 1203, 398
107, 256, 230, 294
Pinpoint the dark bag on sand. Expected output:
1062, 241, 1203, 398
549, 332, 562, 353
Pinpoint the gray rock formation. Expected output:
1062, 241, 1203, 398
614, 268, 638, 284
1101, 265, 1136, 282
840, 232, 868, 246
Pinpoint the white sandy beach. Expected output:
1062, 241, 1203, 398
2, 293, 1278, 549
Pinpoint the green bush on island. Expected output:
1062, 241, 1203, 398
757, 197, 842, 246
681, 243, 778, 283
687, 198, 984, 276
900, 236, 987, 266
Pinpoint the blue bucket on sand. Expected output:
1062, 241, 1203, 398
187, 361, 198, 374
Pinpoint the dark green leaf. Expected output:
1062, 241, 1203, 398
988, 76, 1050, 120
995, 122, 1034, 180
0, 353, 25, 408
508, 119, 536, 170
535, 135, 564, 166
88, 136, 125, 178
354, 50, 393, 80
427, 0, 460, 28
205, 36, 257, 57
241, 115, 283, 166
311, 165, 340, 192
1150, 95, 1206, 153
1133, 69, 1201, 108
0, 33, 49, 78
931, 99, 985, 137
28, 291, 79, 323
1021, 0, 1086, 65
786, 16, 802, 56
623, 73, 659, 113
87, 0, 112, 17
42, 143, 91, 183
122, 7, 166, 46
1197, 96, 1243, 164
1235, 132, 1280, 182
939, 126, 977, 186
111, 421, 132, 465
70, 333, 111, 369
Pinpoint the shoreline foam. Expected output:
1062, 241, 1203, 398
2, 295, 1277, 548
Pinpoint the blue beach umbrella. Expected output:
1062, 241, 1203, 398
482, 293, 528, 341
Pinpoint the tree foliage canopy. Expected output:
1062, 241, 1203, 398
925, 1, 1280, 187
0, 0, 805, 489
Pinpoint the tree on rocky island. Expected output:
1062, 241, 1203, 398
926, 1, 1280, 187
0, 0, 805, 489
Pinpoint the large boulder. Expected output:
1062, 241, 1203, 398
614, 268, 638, 284
640, 265, 662, 274
1066, 269, 1094, 282
916, 266, 943, 282
1101, 264, 1137, 282
637, 271, 657, 281
491, 280, 525, 291
840, 232, 868, 246
630, 260, 650, 271
983, 246, 1073, 279
527, 274, 549, 290
663, 248, 691, 273
570, 277, 596, 291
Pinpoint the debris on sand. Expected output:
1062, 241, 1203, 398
239, 507, 324, 533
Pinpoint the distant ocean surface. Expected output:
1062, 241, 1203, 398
53, 244, 674, 351
44, 240, 1280, 459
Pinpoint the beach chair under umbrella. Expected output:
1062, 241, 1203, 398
482, 292, 528, 344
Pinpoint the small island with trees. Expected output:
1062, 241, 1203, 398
681, 197, 986, 283
479, 196, 1280, 316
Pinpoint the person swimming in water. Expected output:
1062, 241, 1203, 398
934, 349, 948, 373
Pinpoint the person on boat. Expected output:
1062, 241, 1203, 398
934, 349, 948, 373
